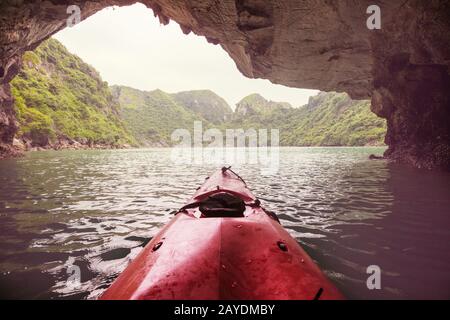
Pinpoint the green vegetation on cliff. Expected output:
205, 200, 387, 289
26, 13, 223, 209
172, 90, 233, 124
11, 38, 135, 147
228, 92, 386, 146
112, 86, 237, 146
229, 92, 386, 146
111, 86, 210, 146
234, 93, 292, 118
227, 93, 293, 131
11, 38, 386, 149
281, 92, 386, 146
114, 88, 386, 147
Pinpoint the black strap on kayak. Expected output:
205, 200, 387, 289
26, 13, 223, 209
176, 196, 281, 224
176, 201, 204, 213
173, 167, 281, 222
176, 192, 246, 218
222, 166, 247, 186
248, 199, 261, 207
176, 193, 239, 214
263, 208, 281, 224
313, 288, 324, 300
177, 195, 259, 215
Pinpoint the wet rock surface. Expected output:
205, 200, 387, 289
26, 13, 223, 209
0, 0, 449, 169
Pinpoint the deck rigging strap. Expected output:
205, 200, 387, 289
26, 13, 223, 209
222, 166, 247, 186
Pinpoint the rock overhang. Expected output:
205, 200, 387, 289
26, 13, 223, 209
0, 0, 449, 169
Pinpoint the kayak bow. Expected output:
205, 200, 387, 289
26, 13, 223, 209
101, 167, 344, 300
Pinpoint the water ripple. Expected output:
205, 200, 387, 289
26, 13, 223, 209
0, 147, 449, 299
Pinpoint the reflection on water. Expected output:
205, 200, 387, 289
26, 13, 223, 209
0, 147, 449, 299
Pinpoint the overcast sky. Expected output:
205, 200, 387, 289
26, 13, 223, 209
54, 3, 318, 109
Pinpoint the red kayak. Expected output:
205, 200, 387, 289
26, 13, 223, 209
101, 167, 344, 300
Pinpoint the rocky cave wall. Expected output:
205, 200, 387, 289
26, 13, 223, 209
0, 0, 449, 169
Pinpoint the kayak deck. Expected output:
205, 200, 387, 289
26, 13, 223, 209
101, 168, 344, 300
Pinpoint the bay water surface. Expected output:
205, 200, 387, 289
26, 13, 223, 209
0, 147, 449, 299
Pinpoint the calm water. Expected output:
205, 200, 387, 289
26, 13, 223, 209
0, 147, 449, 299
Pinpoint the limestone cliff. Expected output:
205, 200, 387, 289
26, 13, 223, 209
1, 1, 449, 168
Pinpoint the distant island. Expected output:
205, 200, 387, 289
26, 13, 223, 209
10, 38, 386, 151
